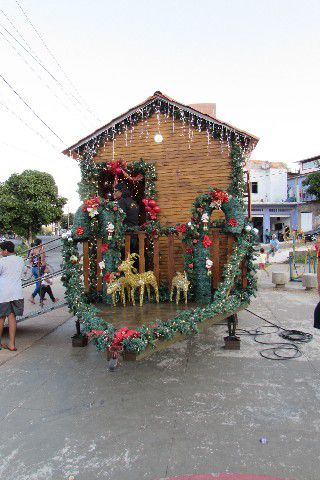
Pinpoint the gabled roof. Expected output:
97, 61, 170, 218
62, 91, 259, 157
295, 154, 320, 164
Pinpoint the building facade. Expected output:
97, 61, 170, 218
287, 155, 320, 232
247, 160, 297, 242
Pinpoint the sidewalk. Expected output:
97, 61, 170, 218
0, 277, 69, 366
0, 274, 319, 480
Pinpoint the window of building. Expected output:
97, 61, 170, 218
302, 160, 317, 170
251, 182, 258, 194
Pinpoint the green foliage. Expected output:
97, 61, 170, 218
303, 172, 320, 200
0, 170, 66, 240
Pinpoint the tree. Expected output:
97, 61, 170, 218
0, 170, 67, 241
303, 172, 320, 200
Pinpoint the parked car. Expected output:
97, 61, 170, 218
304, 227, 320, 242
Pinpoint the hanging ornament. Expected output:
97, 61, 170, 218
205, 258, 213, 276
201, 213, 210, 231
107, 222, 115, 240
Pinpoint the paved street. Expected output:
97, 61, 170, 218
0, 265, 319, 480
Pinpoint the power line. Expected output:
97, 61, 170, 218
0, 22, 94, 125
0, 29, 91, 131
0, 74, 64, 143
0, 100, 59, 151
0, 8, 39, 60
15, 0, 101, 123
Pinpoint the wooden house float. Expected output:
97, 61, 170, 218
62, 91, 259, 361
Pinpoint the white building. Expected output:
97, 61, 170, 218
246, 160, 298, 241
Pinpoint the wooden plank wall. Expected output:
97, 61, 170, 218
94, 112, 232, 281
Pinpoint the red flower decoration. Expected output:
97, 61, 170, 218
185, 247, 193, 254
188, 263, 194, 269
104, 272, 112, 283
101, 243, 109, 253
111, 326, 140, 348
228, 218, 238, 227
211, 189, 229, 203
193, 239, 198, 244
176, 223, 187, 233
202, 235, 212, 248
76, 226, 84, 235
83, 195, 101, 210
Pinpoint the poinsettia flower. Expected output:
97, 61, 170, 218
176, 223, 187, 233
76, 226, 84, 235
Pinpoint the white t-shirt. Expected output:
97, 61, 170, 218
0, 255, 24, 303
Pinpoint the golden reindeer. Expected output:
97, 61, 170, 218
118, 254, 159, 306
170, 272, 190, 305
106, 275, 131, 307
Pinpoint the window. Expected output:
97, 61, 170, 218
251, 182, 258, 194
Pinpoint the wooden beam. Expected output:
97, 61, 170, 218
153, 237, 160, 284
242, 260, 248, 289
138, 232, 146, 273
167, 234, 175, 286
227, 235, 235, 259
210, 228, 220, 289
125, 233, 131, 259
96, 238, 103, 292
83, 241, 90, 293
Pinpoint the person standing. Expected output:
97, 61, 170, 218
313, 235, 320, 329
269, 234, 280, 257
29, 238, 46, 304
265, 229, 270, 244
113, 184, 139, 251
0, 241, 24, 351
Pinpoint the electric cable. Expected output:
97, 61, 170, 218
15, 0, 101, 123
0, 74, 64, 143
0, 22, 94, 126
240, 308, 313, 360
0, 29, 88, 128
0, 7, 39, 59
0, 100, 59, 150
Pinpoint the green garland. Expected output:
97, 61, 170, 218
61, 228, 257, 354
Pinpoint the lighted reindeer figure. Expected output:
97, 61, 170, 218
106, 274, 131, 307
106, 279, 122, 307
117, 254, 159, 306
170, 272, 190, 305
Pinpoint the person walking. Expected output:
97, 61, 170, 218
257, 247, 269, 276
0, 241, 24, 351
29, 238, 46, 304
40, 268, 59, 304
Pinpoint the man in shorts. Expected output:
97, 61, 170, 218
0, 241, 24, 351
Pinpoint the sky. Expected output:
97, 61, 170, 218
1, 0, 320, 212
